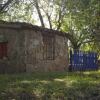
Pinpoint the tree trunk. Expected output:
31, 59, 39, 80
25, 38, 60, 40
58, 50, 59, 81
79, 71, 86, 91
73, 44, 80, 50
34, 0, 45, 28
46, 13, 52, 29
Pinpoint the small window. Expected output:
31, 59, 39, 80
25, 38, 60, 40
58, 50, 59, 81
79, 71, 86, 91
43, 35, 55, 60
0, 42, 7, 59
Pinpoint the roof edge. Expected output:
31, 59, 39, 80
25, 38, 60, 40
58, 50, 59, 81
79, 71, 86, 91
0, 20, 69, 37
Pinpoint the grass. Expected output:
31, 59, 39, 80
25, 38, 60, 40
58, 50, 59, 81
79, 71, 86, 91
0, 71, 100, 100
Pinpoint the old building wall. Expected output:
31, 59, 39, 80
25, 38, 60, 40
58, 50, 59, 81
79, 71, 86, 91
0, 28, 25, 73
25, 30, 43, 72
54, 35, 68, 71
0, 26, 69, 73
25, 30, 69, 72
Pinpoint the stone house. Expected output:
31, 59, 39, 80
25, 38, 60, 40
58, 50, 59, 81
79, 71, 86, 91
0, 21, 69, 73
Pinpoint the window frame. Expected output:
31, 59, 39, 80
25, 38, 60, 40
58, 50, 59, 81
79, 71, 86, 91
42, 34, 55, 60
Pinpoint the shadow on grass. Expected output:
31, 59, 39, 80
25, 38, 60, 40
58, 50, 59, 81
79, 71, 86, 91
0, 71, 100, 100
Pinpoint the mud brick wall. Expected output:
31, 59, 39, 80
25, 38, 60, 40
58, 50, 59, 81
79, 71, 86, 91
0, 21, 69, 73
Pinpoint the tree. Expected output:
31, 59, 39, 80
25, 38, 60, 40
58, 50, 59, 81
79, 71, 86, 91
58, 0, 100, 50
0, 0, 17, 13
33, 0, 99, 50
0, 0, 35, 23
34, 0, 45, 27
0, 0, 99, 50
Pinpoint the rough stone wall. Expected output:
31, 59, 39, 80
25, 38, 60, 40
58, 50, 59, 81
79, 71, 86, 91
25, 30, 44, 72
25, 30, 69, 72
0, 29, 25, 73
0, 27, 69, 73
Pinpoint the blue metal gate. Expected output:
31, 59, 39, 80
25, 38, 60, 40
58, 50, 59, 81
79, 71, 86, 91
70, 50, 98, 71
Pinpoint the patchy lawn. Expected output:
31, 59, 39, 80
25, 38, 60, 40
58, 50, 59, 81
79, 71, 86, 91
0, 71, 100, 100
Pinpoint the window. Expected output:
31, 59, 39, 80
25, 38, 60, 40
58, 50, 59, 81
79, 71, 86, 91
43, 35, 55, 60
0, 42, 7, 59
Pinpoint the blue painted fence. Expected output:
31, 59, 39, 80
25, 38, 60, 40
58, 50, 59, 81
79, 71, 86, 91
70, 50, 98, 71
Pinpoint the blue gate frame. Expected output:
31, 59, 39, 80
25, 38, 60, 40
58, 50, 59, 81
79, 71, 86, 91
70, 50, 98, 71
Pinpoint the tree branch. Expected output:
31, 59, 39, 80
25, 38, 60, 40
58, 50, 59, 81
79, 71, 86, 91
0, 0, 14, 13
34, 0, 45, 27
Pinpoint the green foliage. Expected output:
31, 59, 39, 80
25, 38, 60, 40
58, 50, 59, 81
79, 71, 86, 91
0, 0, 99, 50
0, 0, 35, 23
60, 0, 100, 50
